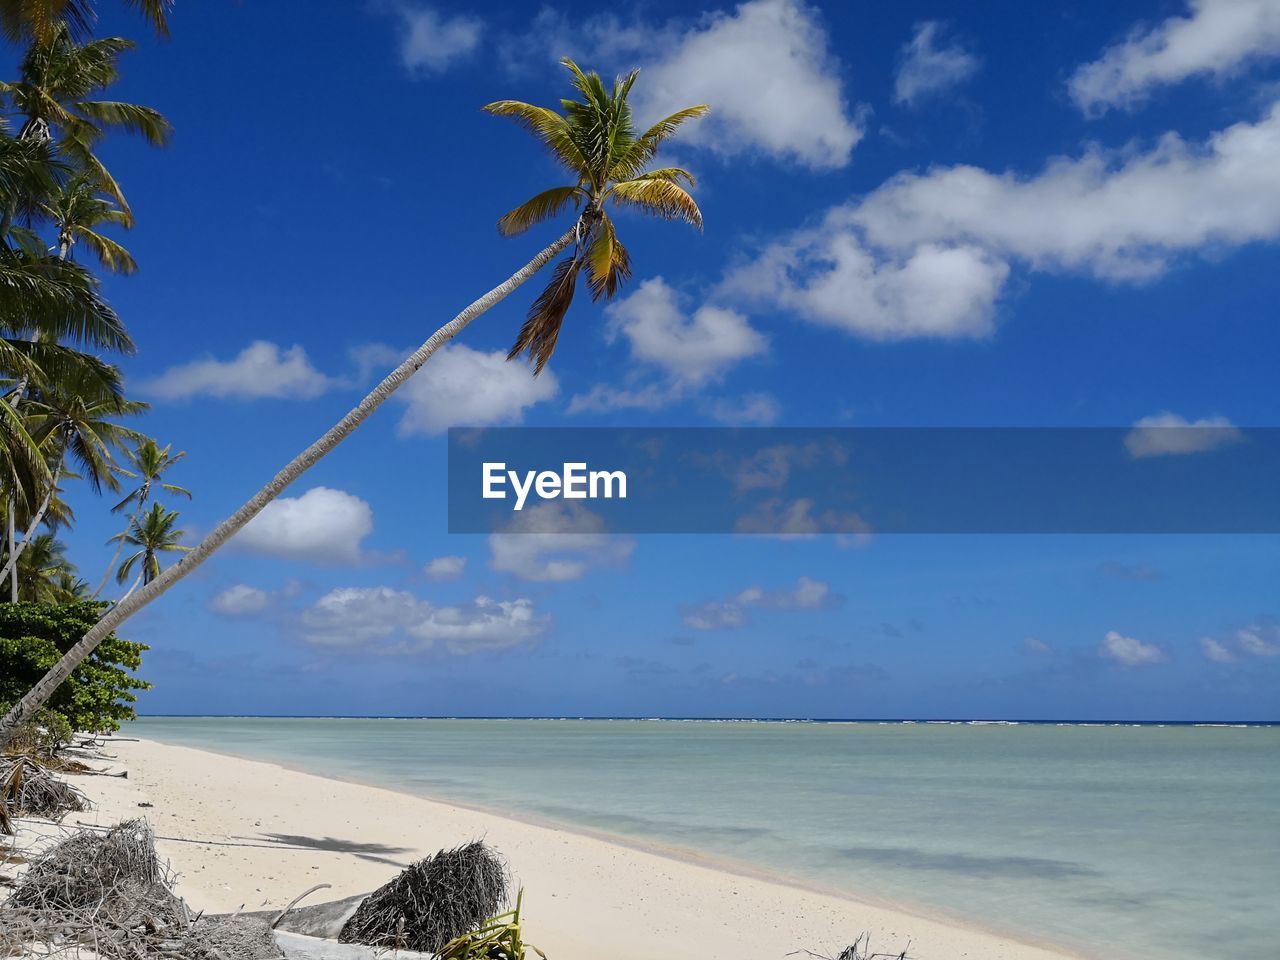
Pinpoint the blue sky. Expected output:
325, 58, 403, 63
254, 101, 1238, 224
40, 0, 1280, 719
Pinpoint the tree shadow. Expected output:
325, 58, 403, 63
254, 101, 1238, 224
258, 832, 414, 868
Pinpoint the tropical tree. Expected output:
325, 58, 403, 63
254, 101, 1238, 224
93, 435, 186, 596
110, 501, 185, 596
0, 22, 171, 214
0, 361, 143, 592
0, 58, 709, 746
0, 0, 172, 43
44, 170, 134, 268
8, 530, 69, 601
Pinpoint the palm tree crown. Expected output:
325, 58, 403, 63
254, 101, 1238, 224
484, 57, 708, 373
110, 500, 186, 587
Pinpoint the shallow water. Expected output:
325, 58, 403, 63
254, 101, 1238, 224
132, 717, 1280, 960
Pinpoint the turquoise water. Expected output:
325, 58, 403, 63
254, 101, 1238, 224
132, 717, 1279, 960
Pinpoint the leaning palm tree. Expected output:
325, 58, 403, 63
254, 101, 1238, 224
0, 58, 709, 746
110, 501, 186, 597
93, 436, 187, 597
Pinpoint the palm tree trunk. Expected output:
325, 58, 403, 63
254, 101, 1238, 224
0, 223, 578, 747
0, 444, 65, 585
6, 509, 14, 602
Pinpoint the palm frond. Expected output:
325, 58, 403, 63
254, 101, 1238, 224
610, 178, 703, 228
609, 105, 709, 182
496, 185, 583, 237
585, 212, 630, 301
507, 254, 583, 375
481, 100, 587, 174
73, 100, 171, 145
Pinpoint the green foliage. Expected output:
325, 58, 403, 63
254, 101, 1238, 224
0, 600, 149, 733
438, 891, 546, 960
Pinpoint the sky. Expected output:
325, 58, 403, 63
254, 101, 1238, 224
32, 0, 1280, 720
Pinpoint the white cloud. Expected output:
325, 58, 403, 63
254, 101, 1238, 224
682, 575, 841, 630
301, 586, 545, 654
605, 278, 767, 385
395, 344, 559, 435
389, 3, 483, 74
235, 487, 374, 564
569, 278, 766, 416
143, 341, 334, 401
894, 21, 980, 107
1236, 623, 1280, 656
707, 392, 782, 425
424, 555, 467, 580
1024, 637, 1053, 655
1069, 0, 1280, 114
489, 502, 634, 582
632, 0, 862, 169
1201, 637, 1236, 662
209, 584, 270, 617
1124, 412, 1243, 458
725, 102, 1280, 339
512, 1, 860, 169
1099, 630, 1167, 666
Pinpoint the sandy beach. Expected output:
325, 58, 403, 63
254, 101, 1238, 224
14, 737, 1086, 960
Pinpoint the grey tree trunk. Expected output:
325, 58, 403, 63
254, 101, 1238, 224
0, 443, 65, 585
0, 223, 578, 746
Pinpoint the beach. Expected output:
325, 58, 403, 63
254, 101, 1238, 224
27, 736, 1085, 960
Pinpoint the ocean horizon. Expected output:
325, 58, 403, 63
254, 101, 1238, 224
132, 715, 1279, 960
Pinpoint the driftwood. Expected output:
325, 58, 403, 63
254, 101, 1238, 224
791, 933, 912, 960
337, 840, 507, 954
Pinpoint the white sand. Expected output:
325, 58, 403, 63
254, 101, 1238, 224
21, 738, 1085, 960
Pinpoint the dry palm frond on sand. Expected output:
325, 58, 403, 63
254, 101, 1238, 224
338, 840, 508, 954
2, 819, 278, 959
0, 756, 88, 834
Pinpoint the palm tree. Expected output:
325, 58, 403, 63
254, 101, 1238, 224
1, 23, 171, 215
0, 0, 172, 43
0, 361, 143, 593
489, 60, 707, 372
43, 171, 135, 269
110, 501, 186, 596
9, 530, 71, 602
0, 59, 709, 746
93, 436, 186, 597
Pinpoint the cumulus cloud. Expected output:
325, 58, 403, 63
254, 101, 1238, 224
1124, 412, 1244, 458
301, 586, 545, 654
1201, 637, 1236, 662
489, 502, 634, 582
1236, 623, 1280, 656
568, 278, 766, 416
505, 0, 861, 169
682, 575, 842, 630
209, 584, 270, 617
424, 555, 466, 580
142, 341, 335, 401
631, 0, 862, 169
893, 21, 980, 107
724, 102, 1280, 339
235, 487, 374, 564
1099, 630, 1167, 666
1069, 0, 1280, 114
706, 392, 782, 426
395, 344, 559, 435
385, 3, 483, 74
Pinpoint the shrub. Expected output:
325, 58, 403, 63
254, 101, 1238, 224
0, 602, 151, 736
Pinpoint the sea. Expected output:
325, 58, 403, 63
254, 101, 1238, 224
131, 716, 1279, 960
